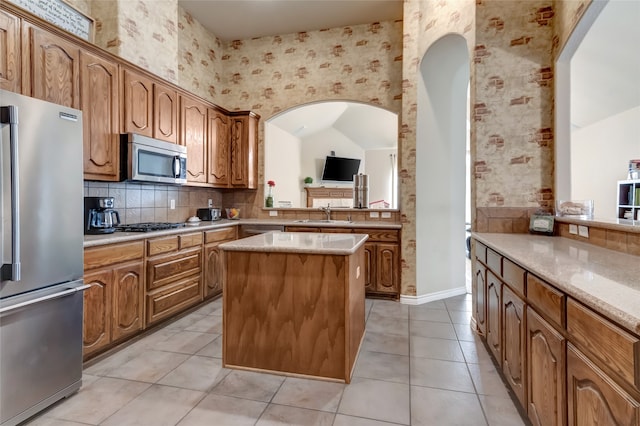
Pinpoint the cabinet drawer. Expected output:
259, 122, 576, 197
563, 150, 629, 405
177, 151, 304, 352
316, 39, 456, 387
487, 248, 501, 275
146, 276, 202, 325
179, 232, 202, 249
502, 258, 525, 296
323, 227, 354, 233
147, 249, 202, 290
357, 229, 399, 242
205, 227, 237, 244
475, 241, 487, 264
567, 298, 639, 389
84, 241, 144, 270
147, 236, 179, 256
527, 274, 565, 328
286, 227, 321, 233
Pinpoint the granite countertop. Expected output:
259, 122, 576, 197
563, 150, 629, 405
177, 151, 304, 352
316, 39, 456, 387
84, 219, 400, 248
219, 231, 369, 255
473, 233, 640, 334
238, 218, 402, 229
83, 220, 241, 247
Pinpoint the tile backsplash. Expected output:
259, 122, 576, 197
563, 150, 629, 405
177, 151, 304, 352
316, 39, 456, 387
84, 181, 223, 224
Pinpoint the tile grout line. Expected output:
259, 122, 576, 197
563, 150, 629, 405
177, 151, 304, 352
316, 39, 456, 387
448, 299, 491, 426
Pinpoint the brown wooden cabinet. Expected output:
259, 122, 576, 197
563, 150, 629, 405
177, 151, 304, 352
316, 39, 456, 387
180, 95, 208, 184
230, 113, 258, 189
527, 307, 566, 426
363, 242, 376, 293
473, 236, 640, 426
111, 263, 144, 342
80, 50, 120, 181
374, 243, 399, 295
83, 269, 112, 357
0, 9, 20, 92
122, 68, 153, 137
203, 227, 237, 299
567, 344, 639, 426
83, 241, 145, 359
474, 260, 487, 336
153, 82, 178, 143
208, 108, 230, 187
502, 284, 527, 408
146, 233, 203, 325
122, 68, 178, 144
486, 270, 502, 363
23, 23, 80, 108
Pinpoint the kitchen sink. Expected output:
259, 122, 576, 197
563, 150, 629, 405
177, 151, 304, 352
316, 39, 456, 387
293, 219, 353, 224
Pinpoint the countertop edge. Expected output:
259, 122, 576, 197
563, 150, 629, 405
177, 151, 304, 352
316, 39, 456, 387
84, 219, 400, 248
473, 233, 640, 335
220, 232, 369, 255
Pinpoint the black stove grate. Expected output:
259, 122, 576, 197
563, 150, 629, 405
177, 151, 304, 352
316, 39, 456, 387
116, 222, 186, 232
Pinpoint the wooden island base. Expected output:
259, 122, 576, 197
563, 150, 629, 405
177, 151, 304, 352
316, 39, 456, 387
222, 234, 366, 383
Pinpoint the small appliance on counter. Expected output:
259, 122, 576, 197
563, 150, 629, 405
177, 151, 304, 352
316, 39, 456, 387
196, 208, 222, 221
353, 173, 369, 209
84, 196, 121, 234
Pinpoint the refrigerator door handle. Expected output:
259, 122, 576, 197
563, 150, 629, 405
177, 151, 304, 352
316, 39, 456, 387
1, 105, 21, 282
0, 284, 90, 315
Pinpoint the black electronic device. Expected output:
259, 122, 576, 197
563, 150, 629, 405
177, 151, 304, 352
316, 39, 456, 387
321, 156, 361, 182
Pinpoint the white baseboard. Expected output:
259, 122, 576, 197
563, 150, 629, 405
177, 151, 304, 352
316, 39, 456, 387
400, 286, 468, 305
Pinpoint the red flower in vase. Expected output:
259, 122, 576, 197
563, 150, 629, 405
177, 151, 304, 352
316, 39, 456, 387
267, 180, 276, 187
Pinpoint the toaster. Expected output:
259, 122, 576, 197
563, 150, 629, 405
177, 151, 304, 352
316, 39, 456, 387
196, 208, 222, 221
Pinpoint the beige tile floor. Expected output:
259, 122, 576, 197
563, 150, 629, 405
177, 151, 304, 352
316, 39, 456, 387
27, 292, 526, 425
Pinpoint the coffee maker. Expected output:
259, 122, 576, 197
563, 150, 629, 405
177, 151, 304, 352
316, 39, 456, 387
84, 196, 121, 234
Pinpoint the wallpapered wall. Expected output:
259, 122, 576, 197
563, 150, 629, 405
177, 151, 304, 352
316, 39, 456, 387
474, 1, 555, 209
216, 20, 404, 217
399, 0, 475, 296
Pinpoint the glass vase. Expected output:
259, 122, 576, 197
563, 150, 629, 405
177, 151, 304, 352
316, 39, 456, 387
265, 187, 274, 208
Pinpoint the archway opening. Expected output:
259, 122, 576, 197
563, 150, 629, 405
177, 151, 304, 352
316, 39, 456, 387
415, 34, 470, 301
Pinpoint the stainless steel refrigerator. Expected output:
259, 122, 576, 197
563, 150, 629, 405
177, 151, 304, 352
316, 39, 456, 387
1, 90, 87, 426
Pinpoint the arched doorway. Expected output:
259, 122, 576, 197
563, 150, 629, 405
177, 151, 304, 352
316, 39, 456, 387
415, 34, 470, 301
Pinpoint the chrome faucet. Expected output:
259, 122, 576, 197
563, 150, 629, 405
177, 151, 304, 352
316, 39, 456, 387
320, 204, 331, 221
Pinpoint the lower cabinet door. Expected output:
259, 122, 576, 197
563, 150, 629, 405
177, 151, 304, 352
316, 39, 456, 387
363, 242, 376, 293
486, 270, 502, 363
204, 244, 223, 299
83, 270, 112, 357
111, 262, 144, 342
567, 343, 640, 426
375, 243, 398, 294
527, 308, 565, 426
474, 261, 487, 336
502, 285, 526, 408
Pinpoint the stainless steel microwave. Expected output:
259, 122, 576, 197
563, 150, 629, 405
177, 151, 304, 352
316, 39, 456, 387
121, 133, 187, 185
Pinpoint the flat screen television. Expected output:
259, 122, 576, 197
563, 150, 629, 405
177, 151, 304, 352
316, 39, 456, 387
321, 156, 361, 182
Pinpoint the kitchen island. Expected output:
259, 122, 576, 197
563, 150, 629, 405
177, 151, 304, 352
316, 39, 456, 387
219, 231, 368, 383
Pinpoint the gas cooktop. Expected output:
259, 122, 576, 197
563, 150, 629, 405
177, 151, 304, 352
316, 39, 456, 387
116, 222, 186, 232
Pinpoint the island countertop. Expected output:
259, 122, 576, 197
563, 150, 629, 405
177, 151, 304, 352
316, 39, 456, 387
219, 231, 369, 255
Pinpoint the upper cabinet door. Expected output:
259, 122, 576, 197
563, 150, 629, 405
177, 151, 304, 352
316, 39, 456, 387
180, 95, 207, 184
122, 68, 153, 136
230, 113, 258, 189
153, 82, 178, 144
0, 10, 20, 93
25, 23, 80, 108
80, 50, 120, 181
207, 108, 230, 187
